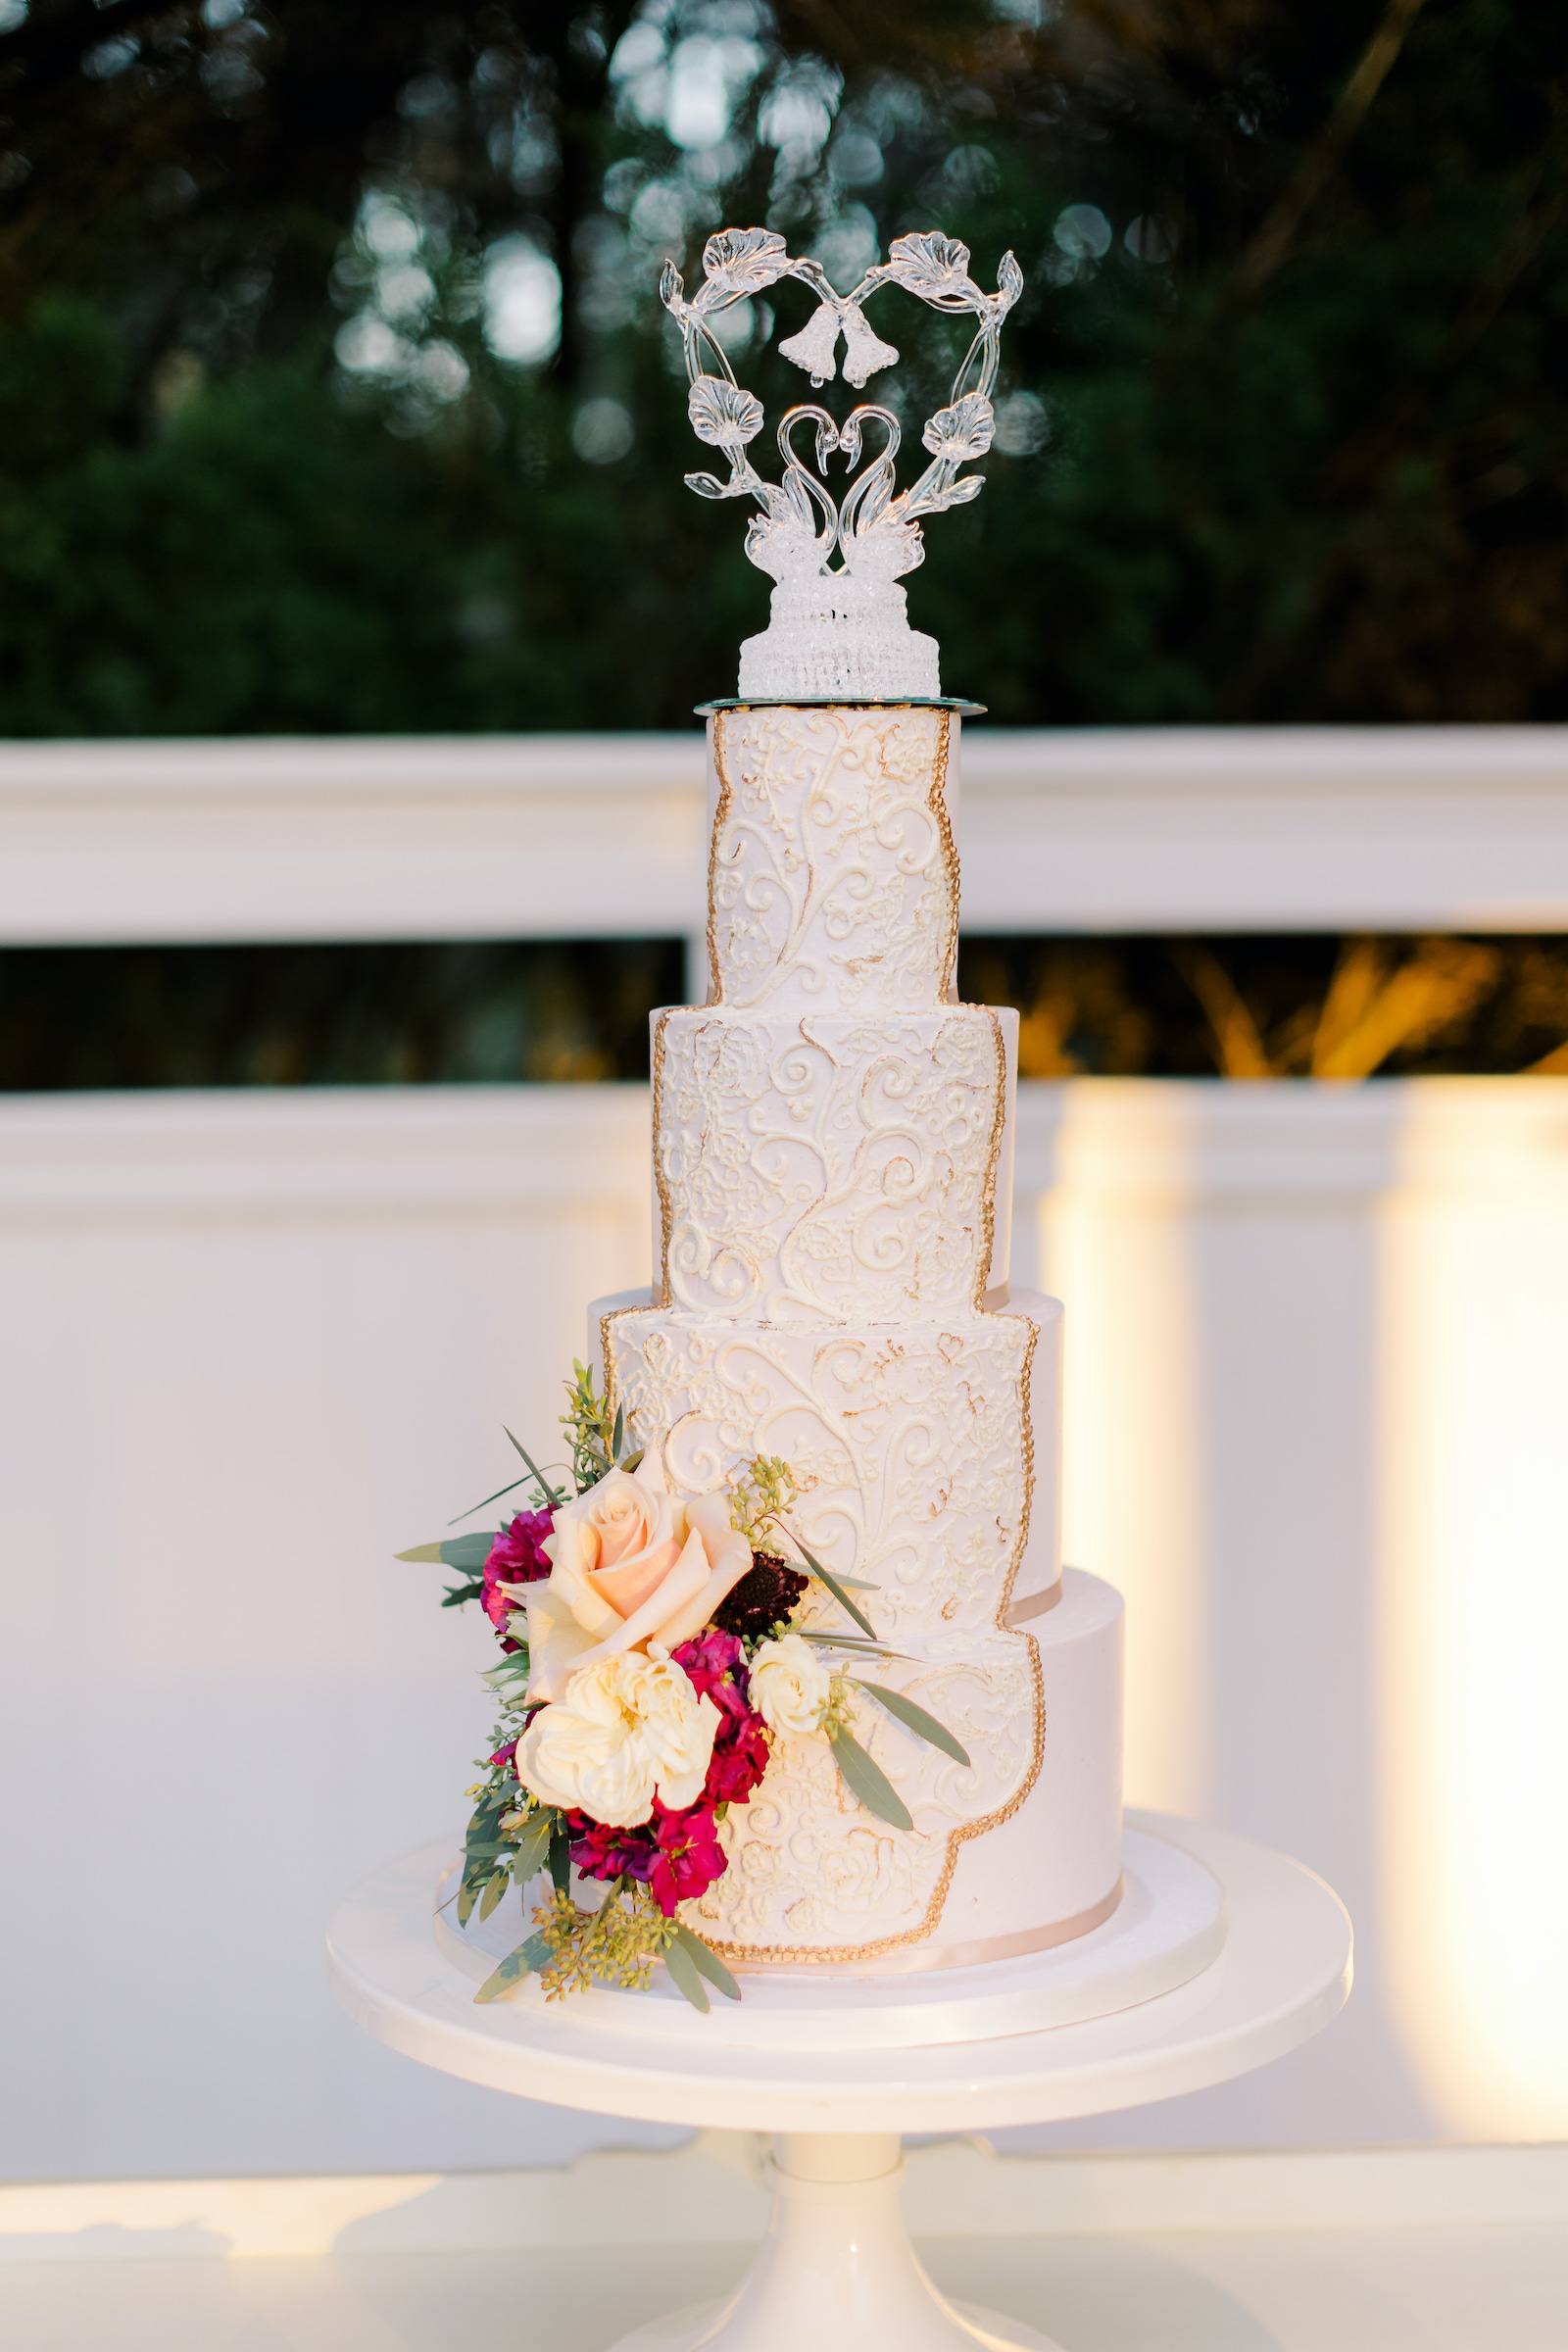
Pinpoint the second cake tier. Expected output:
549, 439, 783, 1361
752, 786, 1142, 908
653, 1002, 1020, 1325
594, 1286, 1063, 1637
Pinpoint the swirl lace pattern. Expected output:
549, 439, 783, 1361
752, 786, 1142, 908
604, 1308, 1045, 1955
708, 706, 957, 1013
655, 1004, 1004, 1326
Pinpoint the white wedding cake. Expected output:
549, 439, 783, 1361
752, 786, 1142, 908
422, 225, 1127, 2003
590, 700, 1124, 1970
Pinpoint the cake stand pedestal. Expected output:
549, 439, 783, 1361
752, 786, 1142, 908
327, 1810, 1350, 2352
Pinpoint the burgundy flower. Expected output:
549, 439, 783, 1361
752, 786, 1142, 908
648, 1804, 728, 1915
671, 1628, 772, 1809
483, 1508, 554, 1648
710, 1552, 809, 1642
567, 1811, 657, 1885
671, 1628, 746, 1701
705, 1716, 771, 1808
489, 1739, 518, 1775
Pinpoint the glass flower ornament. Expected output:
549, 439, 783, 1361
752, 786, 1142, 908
660, 226, 1027, 698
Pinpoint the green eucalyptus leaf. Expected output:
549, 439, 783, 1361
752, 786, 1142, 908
829, 1728, 913, 1832
457, 1876, 477, 1928
447, 1472, 531, 1526
612, 1403, 625, 1462
672, 1923, 741, 2003
792, 1541, 877, 1640
662, 1936, 710, 2013
482, 1655, 531, 1689
852, 1682, 971, 1766
440, 1532, 494, 1570
800, 1632, 909, 1659
478, 1870, 508, 1923
504, 1429, 565, 1508
394, 1542, 445, 1563
511, 1816, 554, 1886
440, 1579, 485, 1609
548, 1819, 571, 1897
473, 1930, 553, 2005
620, 1446, 646, 1474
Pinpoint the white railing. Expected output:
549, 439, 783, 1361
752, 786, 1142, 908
4, 725, 1568, 948
2, 729, 1567, 2184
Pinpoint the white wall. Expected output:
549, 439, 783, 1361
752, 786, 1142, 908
3, 1078, 1566, 2180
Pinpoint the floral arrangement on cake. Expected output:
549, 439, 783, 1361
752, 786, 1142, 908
399, 1365, 967, 2012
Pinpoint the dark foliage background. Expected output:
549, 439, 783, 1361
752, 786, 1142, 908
2, 0, 1567, 734
7, 931, 1567, 1082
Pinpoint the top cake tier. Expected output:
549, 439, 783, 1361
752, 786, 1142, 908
705, 704, 959, 1014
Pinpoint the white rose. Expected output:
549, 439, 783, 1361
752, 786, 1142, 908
516, 1651, 721, 1827
748, 1634, 831, 1739
624, 1653, 723, 1811
520, 1453, 752, 1704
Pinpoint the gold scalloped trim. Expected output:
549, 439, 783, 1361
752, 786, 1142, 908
706, 715, 733, 1008
650, 1007, 674, 1310
970, 1004, 1006, 1312
929, 708, 960, 1003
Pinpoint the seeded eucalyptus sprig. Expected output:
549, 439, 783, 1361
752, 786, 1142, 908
726, 1453, 799, 1543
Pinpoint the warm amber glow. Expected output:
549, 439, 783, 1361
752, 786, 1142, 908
1028, 1077, 1568, 2140
1033, 1085, 1213, 1819
1376, 1087, 1568, 2137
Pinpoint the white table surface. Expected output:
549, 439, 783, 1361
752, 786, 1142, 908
5, 2209, 1562, 2352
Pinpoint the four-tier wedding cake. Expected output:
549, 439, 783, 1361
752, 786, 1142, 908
593, 226, 1124, 1974
416, 226, 1125, 2005
592, 693, 1125, 1971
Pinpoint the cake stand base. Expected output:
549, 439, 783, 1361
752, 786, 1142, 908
609, 2135, 1058, 2352
328, 1814, 1351, 2349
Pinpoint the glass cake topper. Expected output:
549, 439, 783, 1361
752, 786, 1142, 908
660, 227, 1025, 701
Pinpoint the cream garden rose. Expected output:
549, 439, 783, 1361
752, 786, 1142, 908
747, 1633, 832, 1739
516, 1651, 721, 1826
516, 1452, 754, 1705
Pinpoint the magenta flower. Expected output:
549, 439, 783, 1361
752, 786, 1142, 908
568, 1812, 658, 1885
649, 1804, 728, 1915
671, 1629, 772, 1809
672, 1628, 745, 1696
705, 1715, 771, 1807
567, 1794, 733, 1910
483, 1508, 554, 1648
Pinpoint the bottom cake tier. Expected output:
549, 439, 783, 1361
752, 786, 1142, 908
693, 1568, 1124, 1973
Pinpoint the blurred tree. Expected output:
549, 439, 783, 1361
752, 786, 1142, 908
0, 0, 1564, 731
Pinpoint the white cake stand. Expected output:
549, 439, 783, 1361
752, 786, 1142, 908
327, 1809, 1350, 2352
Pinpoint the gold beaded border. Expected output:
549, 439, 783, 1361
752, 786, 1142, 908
970, 1004, 1007, 1313
650, 1006, 674, 1310
928, 707, 961, 1004
705, 714, 734, 1009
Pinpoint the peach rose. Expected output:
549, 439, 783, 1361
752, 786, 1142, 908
520, 1451, 754, 1704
